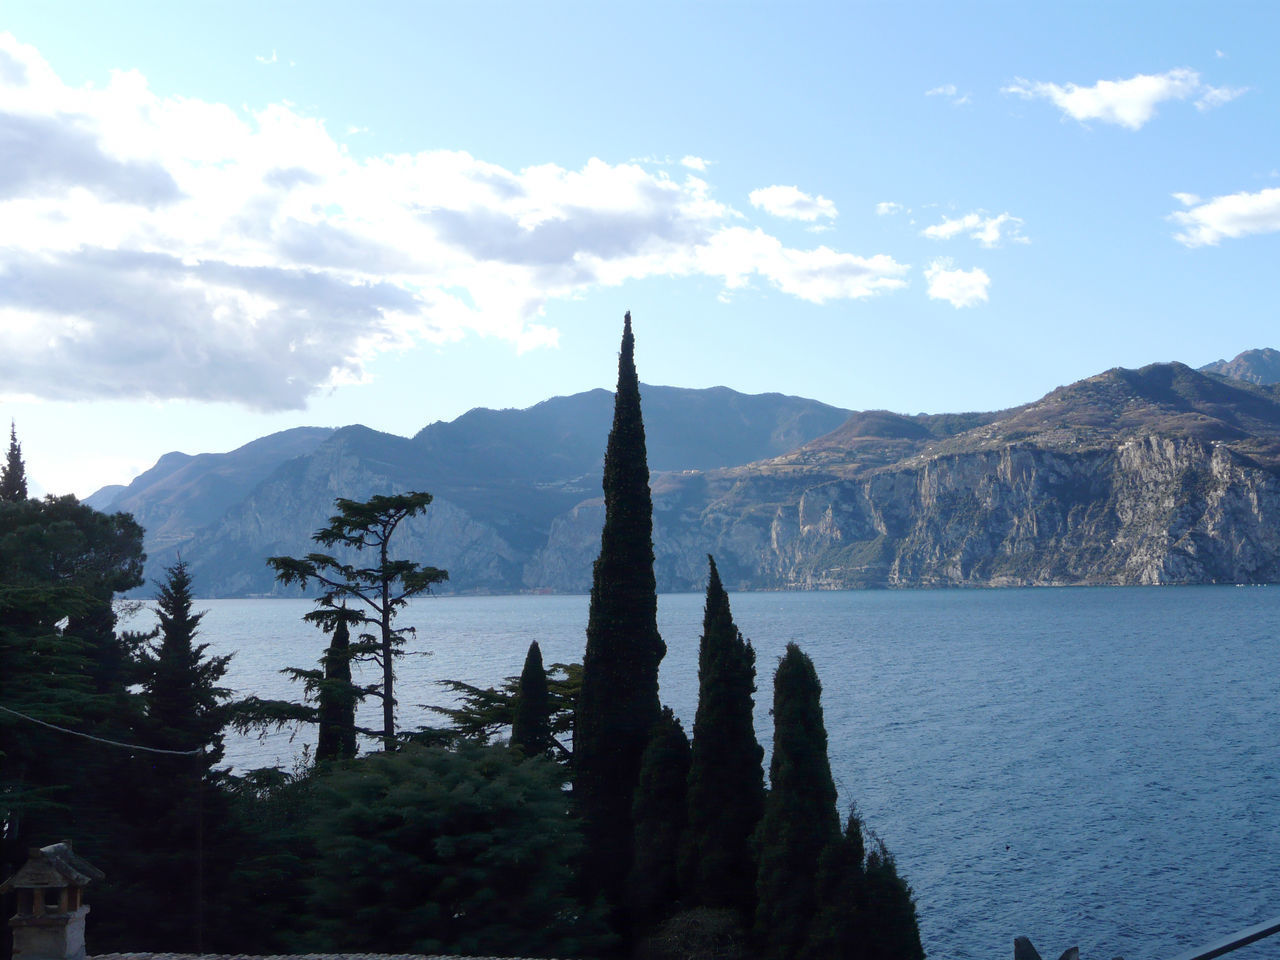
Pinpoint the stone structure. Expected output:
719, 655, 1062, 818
2, 841, 104, 960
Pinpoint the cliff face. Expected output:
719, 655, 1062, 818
111, 359, 1280, 596
528, 364, 1280, 591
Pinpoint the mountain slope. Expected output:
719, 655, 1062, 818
126, 385, 851, 595
1199, 347, 1280, 386
576, 363, 1280, 590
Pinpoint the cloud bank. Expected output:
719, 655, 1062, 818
0, 33, 905, 411
1003, 68, 1244, 129
1170, 187, 1280, 247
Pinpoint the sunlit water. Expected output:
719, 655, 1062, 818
125, 586, 1280, 960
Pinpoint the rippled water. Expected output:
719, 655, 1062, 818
127, 586, 1280, 960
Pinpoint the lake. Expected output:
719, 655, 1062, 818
126, 586, 1280, 960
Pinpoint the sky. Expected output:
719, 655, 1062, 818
2, 1, 1279, 498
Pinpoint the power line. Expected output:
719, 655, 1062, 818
0, 704, 203, 756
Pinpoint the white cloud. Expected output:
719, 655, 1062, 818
1195, 85, 1247, 110
924, 259, 989, 308
749, 184, 838, 222
925, 83, 969, 105
255, 49, 278, 65
680, 155, 709, 171
696, 227, 907, 303
1003, 68, 1239, 129
0, 33, 908, 409
1172, 192, 1200, 207
922, 211, 1026, 247
1169, 187, 1280, 247
876, 201, 904, 216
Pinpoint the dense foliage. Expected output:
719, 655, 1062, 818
683, 555, 765, 915
575, 311, 666, 917
628, 707, 690, 928
754, 643, 842, 960
300, 744, 610, 957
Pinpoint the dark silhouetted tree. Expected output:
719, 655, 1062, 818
0, 422, 26, 502
309, 606, 363, 762
430, 661, 581, 758
268, 492, 448, 751
803, 809, 869, 960
628, 707, 690, 929
510, 640, 552, 758
574, 311, 665, 916
754, 643, 840, 960
682, 554, 764, 915
863, 836, 924, 960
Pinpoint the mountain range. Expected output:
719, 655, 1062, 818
88, 347, 1280, 595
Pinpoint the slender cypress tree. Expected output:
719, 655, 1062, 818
511, 640, 553, 758
574, 310, 666, 917
803, 809, 869, 960
628, 707, 690, 929
0, 422, 27, 502
863, 838, 925, 960
315, 608, 361, 762
754, 643, 841, 960
683, 554, 765, 914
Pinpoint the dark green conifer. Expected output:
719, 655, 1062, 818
683, 555, 765, 914
315, 607, 361, 762
803, 809, 869, 960
754, 643, 841, 960
574, 311, 665, 915
0, 422, 27, 502
863, 837, 925, 960
628, 707, 691, 929
511, 640, 552, 758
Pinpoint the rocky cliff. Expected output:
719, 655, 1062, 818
103, 360, 1280, 595
530, 363, 1280, 591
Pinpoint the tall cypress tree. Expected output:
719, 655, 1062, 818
683, 554, 765, 914
0, 422, 27, 502
511, 640, 552, 758
574, 310, 666, 918
315, 608, 361, 762
754, 643, 841, 960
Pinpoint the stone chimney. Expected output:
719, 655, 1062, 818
1, 841, 103, 960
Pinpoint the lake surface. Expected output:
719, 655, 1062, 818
126, 586, 1280, 960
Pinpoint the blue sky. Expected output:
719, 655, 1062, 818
2, 1, 1278, 497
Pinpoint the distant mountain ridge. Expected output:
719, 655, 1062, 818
93, 352, 1280, 595
97, 385, 851, 596
1199, 347, 1280, 385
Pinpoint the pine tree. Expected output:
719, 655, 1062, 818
754, 643, 841, 960
0, 422, 26, 503
574, 311, 665, 916
511, 640, 552, 758
128, 560, 235, 951
628, 707, 690, 929
683, 554, 765, 914
269, 491, 448, 751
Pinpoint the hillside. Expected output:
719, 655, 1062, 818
94, 358, 1280, 595
102, 385, 851, 595
1199, 347, 1280, 385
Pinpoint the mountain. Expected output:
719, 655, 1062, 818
542, 362, 1280, 590
1199, 347, 1280, 385
101, 386, 851, 596
97, 361, 1280, 595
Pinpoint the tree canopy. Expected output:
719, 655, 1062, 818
268, 491, 447, 751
